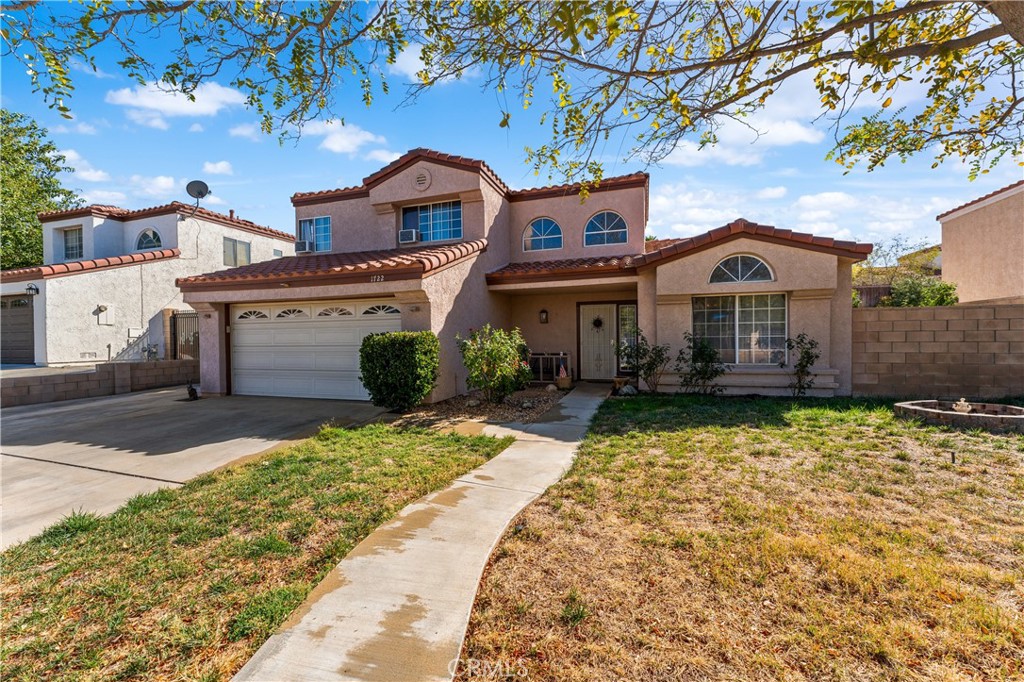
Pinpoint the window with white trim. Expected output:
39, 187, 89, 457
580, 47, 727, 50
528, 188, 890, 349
584, 211, 627, 246
299, 216, 332, 252
64, 228, 83, 260
710, 255, 773, 283
692, 294, 787, 364
523, 218, 563, 251
223, 237, 251, 267
402, 201, 462, 242
136, 229, 162, 250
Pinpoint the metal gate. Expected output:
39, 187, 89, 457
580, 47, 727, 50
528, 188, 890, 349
170, 311, 200, 360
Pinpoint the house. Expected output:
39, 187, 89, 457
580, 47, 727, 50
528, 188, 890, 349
177, 148, 872, 401
0, 203, 295, 365
938, 179, 1024, 305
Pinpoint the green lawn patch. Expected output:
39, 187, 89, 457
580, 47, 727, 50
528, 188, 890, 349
1, 424, 511, 681
461, 395, 1023, 681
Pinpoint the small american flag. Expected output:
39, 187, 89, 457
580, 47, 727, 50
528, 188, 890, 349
558, 364, 568, 379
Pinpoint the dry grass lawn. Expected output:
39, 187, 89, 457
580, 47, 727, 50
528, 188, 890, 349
460, 396, 1023, 681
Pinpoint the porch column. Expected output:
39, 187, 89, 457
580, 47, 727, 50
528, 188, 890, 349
193, 302, 228, 396
637, 269, 657, 343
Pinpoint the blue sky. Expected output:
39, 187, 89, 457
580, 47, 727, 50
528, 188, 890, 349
2, 33, 1021, 249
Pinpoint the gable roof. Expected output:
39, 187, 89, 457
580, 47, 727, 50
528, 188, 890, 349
936, 179, 1024, 220
290, 148, 649, 207
38, 202, 295, 242
177, 239, 487, 291
1, 249, 181, 283
486, 219, 872, 284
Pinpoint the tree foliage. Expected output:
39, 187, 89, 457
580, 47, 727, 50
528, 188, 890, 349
2, 1, 1021, 181
0, 109, 81, 270
853, 237, 941, 286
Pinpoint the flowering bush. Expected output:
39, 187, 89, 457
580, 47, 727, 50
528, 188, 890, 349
457, 324, 533, 403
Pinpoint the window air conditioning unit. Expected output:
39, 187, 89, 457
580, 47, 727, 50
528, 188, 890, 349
295, 240, 313, 253
398, 229, 418, 244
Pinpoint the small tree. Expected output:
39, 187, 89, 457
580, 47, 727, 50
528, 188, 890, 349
359, 331, 440, 410
779, 333, 821, 397
617, 331, 671, 393
674, 332, 729, 395
457, 324, 533, 403
881, 277, 959, 307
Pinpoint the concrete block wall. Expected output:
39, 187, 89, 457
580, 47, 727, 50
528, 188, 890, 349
852, 304, 1023, 399
1, 360, 199, 408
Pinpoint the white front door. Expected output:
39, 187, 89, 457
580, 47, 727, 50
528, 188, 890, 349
579, 303, 618, 380
230, 299, 402, 400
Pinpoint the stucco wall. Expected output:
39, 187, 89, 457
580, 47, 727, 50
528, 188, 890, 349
940, 187, 1024, 304
507, 185, 648, 263
852, 304, 1023, 399
1, 359, 198, 407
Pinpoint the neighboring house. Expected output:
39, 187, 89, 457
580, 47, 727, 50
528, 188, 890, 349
938, 179, 1024, 305
0, 203, 294, 365
177, 148, 872, 401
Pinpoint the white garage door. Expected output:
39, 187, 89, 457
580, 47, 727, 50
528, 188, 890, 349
230, 300, 402, 400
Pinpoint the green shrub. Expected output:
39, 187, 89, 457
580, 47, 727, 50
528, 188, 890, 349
779, 332, 821, 397
880, 277, 958, 307
617, 330, 672, 393
675, 332, 729, 395
359, 331, 439, 410
457, 324, 532, 403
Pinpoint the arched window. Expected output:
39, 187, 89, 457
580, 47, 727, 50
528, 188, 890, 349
523, 218, 563, 251
362, 304, 400, 315
709, 255, 773, 283
136, 229, 162, 250
584, 211, 627, 246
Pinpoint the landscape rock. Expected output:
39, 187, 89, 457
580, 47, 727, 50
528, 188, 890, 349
546, 384, 558, 392
466, 399, 481, 407
619, 384, 639, 396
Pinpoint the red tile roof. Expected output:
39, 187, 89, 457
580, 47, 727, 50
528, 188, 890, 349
38, 202, 295, 242
487, 219, 872, 284
290, 147, 647, 206
177, 239, 487, 290
936, 179, 1024, 220
1, 249, 181, 283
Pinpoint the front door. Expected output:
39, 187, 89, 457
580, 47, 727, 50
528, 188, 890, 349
579, 303, 618, 380
1, 295, 35, 364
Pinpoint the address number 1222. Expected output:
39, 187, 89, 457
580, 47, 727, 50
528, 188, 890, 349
369, 275, 385, 283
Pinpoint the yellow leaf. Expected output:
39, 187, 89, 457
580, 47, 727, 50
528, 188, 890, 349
882, 97, 892, 108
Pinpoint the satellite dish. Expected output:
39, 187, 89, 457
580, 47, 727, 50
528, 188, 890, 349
186, 180, 210, 200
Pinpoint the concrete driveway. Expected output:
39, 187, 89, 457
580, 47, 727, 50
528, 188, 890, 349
0, 389, 384, 549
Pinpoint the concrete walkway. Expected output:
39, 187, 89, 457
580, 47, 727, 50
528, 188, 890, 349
234, 383, 608, 682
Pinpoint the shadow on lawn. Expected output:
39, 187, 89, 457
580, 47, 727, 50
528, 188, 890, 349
588, 393, 899, 435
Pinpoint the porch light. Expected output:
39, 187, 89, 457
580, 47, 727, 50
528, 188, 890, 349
25, 283, 39, 296
539, 309, 549, 324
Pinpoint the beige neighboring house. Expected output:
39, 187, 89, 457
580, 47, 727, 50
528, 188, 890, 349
938, 179, 1024, 305
177, 148, 872, 401
0, 203, 295, 366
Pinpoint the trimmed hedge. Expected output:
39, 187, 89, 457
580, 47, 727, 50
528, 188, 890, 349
359, 331, 440, 410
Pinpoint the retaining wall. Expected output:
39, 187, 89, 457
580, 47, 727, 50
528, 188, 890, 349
1, 360, 199, 408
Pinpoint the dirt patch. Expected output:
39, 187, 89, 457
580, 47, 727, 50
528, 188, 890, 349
385, 388, 565, 430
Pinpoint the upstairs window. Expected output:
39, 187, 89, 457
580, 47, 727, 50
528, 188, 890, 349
710, 255, 773, 283
584, 211, 627, 246
523, 218, 563, 251
402, 201, 462, 242
223, 237, 251, 267
299, 216, 332, 252
136, 229, 162, 250
64, 227, 83, 260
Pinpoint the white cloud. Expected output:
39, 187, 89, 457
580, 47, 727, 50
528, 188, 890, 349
61, 149, 110, 182
303, 121, 385, 155
661, 140, 762, 167
189, 123, 205, 133
126, 108, 169, 130
83, 189, 128, 205
755, 186, 788, 200
202, 160, 233, 176
203, 194, 227, 206
70, 59, 115, 79
389, 45, 427, 81
106, 82, 245, 127
229, 123, 262, 141
129, 174, 180, 199
647, 183, 765, 236
52, 121, 98, 135
365, 149, 402, 163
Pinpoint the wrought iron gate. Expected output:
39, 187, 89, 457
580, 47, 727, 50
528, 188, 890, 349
170, 311, 200, 360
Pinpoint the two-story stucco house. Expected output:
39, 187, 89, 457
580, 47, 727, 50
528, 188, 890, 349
938, 179, 1024, 305
177, 148, 872, 401
0, 203, 295, 365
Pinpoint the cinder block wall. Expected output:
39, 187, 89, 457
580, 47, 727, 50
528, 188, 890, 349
852, 305, 1023, 399
1, 360, 199, 408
